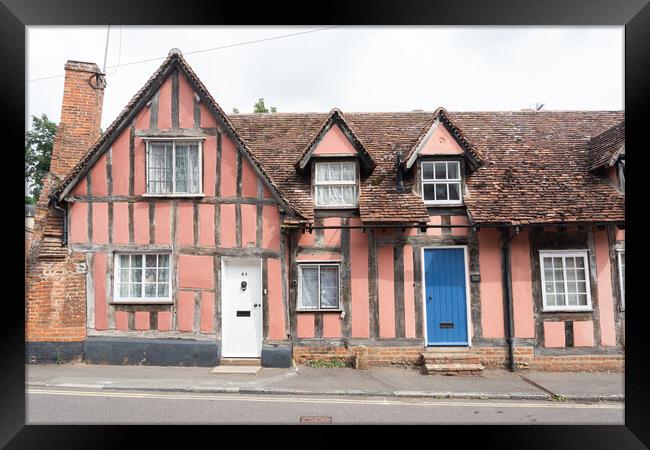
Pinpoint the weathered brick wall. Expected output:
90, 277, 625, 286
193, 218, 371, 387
293, 346, 423, 366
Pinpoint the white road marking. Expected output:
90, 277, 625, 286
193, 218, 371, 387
26, 388, 623, 410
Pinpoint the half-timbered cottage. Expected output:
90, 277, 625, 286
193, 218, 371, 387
26, 50, 625, 371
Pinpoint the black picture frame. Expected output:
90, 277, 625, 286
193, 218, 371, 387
2, 0, 648, 447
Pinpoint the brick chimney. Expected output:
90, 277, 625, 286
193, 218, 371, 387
48, 60, 106, 180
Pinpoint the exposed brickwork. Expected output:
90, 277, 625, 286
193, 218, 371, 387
49, 61, 105, 179
293, 346, 424, 367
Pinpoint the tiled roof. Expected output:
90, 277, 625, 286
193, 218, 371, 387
231, 110, 625, 225
586, 120, 625, 171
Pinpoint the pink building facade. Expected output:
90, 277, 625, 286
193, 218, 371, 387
26, 51, 625, 371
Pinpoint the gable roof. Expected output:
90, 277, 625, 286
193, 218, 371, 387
231, 110, 624, 226
403, 108, 484, 171
50, 51, 304, 218
294, 108, 376, 174
586, 120, 625, 171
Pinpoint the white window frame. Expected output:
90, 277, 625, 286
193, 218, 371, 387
617, 248, 625, 310
144, 138, 204, 197
421, 160, 463, 206
113, 253, 173, 304
297, 263, 342, 311
539, 250, 593, 312
313, 161, 358, 208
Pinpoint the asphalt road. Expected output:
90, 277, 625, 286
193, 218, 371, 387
26, 387, 624, 425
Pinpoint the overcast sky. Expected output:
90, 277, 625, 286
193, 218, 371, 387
26, 26, 624, 130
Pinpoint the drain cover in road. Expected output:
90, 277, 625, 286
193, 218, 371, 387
299, 416, 332, 424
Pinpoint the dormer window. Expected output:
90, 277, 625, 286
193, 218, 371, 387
314, 161, 358, 207
145, 139, 203, 196
421, 160, 462, 205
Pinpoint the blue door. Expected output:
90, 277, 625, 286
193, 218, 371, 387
424, 248, 469, 346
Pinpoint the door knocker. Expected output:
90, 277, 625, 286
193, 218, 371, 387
241, 280, 248, 292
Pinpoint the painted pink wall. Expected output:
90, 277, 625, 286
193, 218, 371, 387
510, 230, 535, 338
133, 203, 149, 244
158, 311, 172, 332
154, 202, 171, 244
312, 124, 356, 155
267, 258, 286, 340
220, 136, 237, 197
92, 202, 108, 244
198, 204, 215, 246
615, 227, 624, 241
200, 102, 217, 128
135, 311, 150, 331
377, 244, 395, 338
323, 313, 342, 338
478, 229, 505, 338
157, 77, 172, 129
298, 230, 315, 247
241, 158, 258, 198
111, 131, 130, 195
296, 252, 341, 262
178, 72, 195, 129
178, 255, 214, 289
426, 216, 442, 236
543, 321, 565, 347
134, 100, 150, 131
71, 177, 86, 196
403, 245, 416, 338
69, 202, 88, 244
420, 123, 464, 156
451, 215, 468, 236
113, 202, 129, 244
89, 154, 108, 196
133, 138, 146, 195
350, 218, 370, 338
573, 320, 595, 347
241, 204, 257, 247
203, 136, 217, 196
220, 204, 237, 248
297, 313, 315, 338
115, 311, 128, 331
177, 291, 194, 332
177, 202, 194, 246
594, 229, 617, 346
323, 217, 341, 246
93, 252, 107, 330
262, 206, 280, 251
200, 292, 215, 333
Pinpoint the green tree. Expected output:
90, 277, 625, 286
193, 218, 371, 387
25, 114, 57, 202
253, 98, 277, 113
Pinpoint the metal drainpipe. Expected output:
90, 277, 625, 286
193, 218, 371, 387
500, 227, 516, 372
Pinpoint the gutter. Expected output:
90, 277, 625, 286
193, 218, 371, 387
500, 226, 518, 372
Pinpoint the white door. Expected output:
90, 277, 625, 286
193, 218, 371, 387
221, 258, 263, 358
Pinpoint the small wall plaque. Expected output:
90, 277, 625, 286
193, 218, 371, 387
75, 263, 87, 274
470, 273, 481, 282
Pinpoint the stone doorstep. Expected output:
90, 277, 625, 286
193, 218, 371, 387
422, 347, 470, 353
210, 366, 261, 375
424, 363, 485, 374
220, 358, 262, 367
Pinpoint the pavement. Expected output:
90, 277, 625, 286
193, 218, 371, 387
25, 363, 624, 402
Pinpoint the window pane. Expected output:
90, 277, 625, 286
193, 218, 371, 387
422, 163, 434, 180
544, 269, 554, 281
158, 255, 169, 268
554, 269, 564, 281
567, 293, 578, 306
131, 283, 142, 298
577, 294, 588, 306
566, 269, 576, 281
435, 183, 448, 201
329, 163, 342, 181
120, 269, 130, 283
329, 186, 343, 205
566, 258, 575, 268
556, 293, 566, 306
132, 269, 142, 283
120, 254, 130, 268
320, 266, 339, 309
423, 183, 435, 201
567, 281, 577, 293
119, 283, 129, 298
145, 269, 157, 283
158, 268, 169, 283
132, 255, 142, 268
448, 183, 460, 201
146, 254, 157, 268
546, 294, 555, 306
555, 282, 565, 293
300, 267, 319, 308
447, 162, 459, 179
576, 281, 587, 293
575, 257, 585, 268
148, 142, 173, 194
316, 186, 329, 205
158, 283, 169, 298
544, 282, 554, 293
145, 283, 157, 298
316, 164, 329, 182
542, 257, 553, 270
175, 145, 188, 192
188, 144, 200, 193
434, 162, 447, 180
553, 257, 563, 268
341, 163, 355, 181
341, 186, 356, 205
576, 268, 586, 281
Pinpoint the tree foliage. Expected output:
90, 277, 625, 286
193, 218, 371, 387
25, 114, 57, 202
253, 98, 277, 113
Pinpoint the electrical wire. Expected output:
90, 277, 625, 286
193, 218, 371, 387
28, 26, 343, 82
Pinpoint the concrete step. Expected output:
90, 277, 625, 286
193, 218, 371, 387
220, 358, 261, 367
211, 365, 261, 375
424, 363, 485, 374
422, 346, 470, 353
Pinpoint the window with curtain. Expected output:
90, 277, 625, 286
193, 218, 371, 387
114, 253, 172, 303
314, 161, 357, 207
539, 251, 592, 311
146, 140, 202, 195
298, 264, 340, 310
421, 160, 462, 205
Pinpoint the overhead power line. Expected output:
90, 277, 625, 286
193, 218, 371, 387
28, 26, 343, 82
